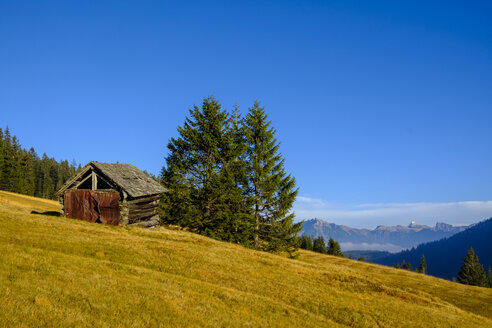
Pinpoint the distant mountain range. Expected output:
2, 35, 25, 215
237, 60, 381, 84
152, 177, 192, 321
300, 218, 468, 252
374, 217, 492, 280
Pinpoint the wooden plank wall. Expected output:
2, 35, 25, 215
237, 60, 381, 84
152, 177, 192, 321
127, 195, 160, 223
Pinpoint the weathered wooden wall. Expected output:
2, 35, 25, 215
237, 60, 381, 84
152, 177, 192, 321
127, 195, 160, 223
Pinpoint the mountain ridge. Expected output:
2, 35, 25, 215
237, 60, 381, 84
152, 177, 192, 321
301, 218, 468, 252
374, 217, 492, 280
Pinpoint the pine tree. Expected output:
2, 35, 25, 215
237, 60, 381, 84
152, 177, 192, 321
160, 97, 252, 243
486, 267, 492, 288
19, 150, 36, 196
31, 148, 43, 197
0, 128, 4, 185
399, 260, 412, 271
211, 105, 254, 243
327, 238, 343, 257
313, 236, 326, 254
300, 235, 314, 250
0, 127, 14, 191
457, 247, 487, 287
10, 136, 22, 192
243, 101, 301, 252
418, 254, 427, 274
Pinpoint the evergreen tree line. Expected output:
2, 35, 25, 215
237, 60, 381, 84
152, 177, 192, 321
299, 235, 344, 257
393, 255, 426, 274
160, 97, 301, 253
0, 126, 80, 199
394, 248, 492, 287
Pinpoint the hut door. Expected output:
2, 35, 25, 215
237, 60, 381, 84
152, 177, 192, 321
92, 191, 120, 225
64, 190, 120, 226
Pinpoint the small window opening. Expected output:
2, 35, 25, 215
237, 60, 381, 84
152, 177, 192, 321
78, 176, 92, 189
97, 178, 111, 189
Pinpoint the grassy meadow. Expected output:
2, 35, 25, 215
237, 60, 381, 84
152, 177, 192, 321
0, 190, 491, 327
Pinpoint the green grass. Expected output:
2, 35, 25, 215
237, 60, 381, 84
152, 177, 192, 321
0, 190, 491, 327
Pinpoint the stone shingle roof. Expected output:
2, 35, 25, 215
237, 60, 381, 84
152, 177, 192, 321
91, 162, 166, 198
57, 161, 166, 198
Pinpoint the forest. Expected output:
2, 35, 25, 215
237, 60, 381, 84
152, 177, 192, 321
0, 126, 80, 200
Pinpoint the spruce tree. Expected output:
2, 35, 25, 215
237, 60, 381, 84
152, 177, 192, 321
0, 128, 4, 185
10, 136, 22, 192
160, 97, 252, 243
487, 267, 492, 288
19, 150, 36, 196
485, 265, 492, 288
313, 236, 327, 254
243, 101, 301, 252
457, 247, 486, 287
212, 105, 254, 243
418, 254, 427, 274
327, 238, 343, 257
0, 127, 13, 191
300, 235, 314, 250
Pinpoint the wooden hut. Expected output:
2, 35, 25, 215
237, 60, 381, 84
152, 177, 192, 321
56, 161, 166, 227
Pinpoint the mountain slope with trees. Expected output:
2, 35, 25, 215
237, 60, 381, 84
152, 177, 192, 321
374, 217, 492, 280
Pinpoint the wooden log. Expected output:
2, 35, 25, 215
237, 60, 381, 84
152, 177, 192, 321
128, 202, 159, 212
92, 171, 97, 190
129, 206, 158, 214
127, 195, 160, 205
129, 211, 158, 221
129, 209, 158, 218
129, 215, 160, 227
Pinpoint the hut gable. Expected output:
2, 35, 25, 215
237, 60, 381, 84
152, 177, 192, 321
58, 161, 166, 198
57, 161, 166, 227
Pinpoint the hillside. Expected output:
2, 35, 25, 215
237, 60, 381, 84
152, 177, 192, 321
301, 218, 467, 252
1, 191, 491, 327
375, 217, 492, 280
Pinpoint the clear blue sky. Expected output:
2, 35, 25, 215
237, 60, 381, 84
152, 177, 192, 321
1, 1, 491, 227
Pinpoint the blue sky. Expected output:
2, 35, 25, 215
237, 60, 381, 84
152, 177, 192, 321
1, 1, 491, 228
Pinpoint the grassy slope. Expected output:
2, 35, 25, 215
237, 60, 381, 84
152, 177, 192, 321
0, 191, 491, 327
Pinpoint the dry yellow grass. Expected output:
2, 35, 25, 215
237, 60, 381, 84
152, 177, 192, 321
0, 190, 491, 327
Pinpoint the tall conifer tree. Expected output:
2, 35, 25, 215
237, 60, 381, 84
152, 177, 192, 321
161, 97, 252, 242
0, 128, 4, 184
300, 235, 314, 250
0, 127, 14, 191
418, 254, 427, 274
327, 238, 343, 257
457, 247, 486, 287
243, 101, 301, 252
313, 236, 327, 254
487, 266, 492, 288
19, 150, 36, 195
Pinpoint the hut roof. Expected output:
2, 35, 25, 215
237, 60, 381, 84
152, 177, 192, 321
58, 161, 166, 198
